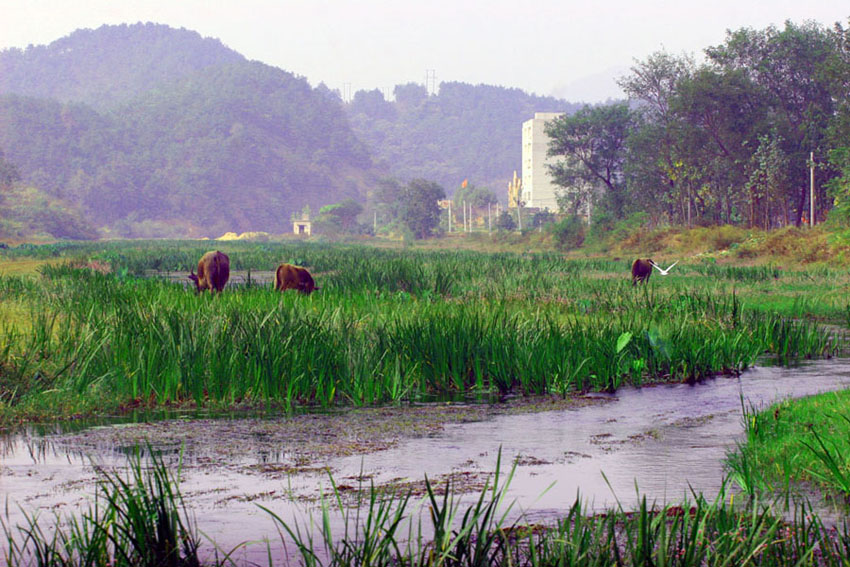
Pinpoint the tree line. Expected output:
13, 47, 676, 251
547, 19, 850, 229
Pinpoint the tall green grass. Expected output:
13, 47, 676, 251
2, 449, 201, 567
728, 390, 850, 503
7, 449, 850, 566
0, 242, 844, 414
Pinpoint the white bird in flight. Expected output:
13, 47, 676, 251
650, 260, 678, 275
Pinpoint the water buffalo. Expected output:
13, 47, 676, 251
631, 258, 654, 286
188, 250, 230, 293
275, 263, 318, 294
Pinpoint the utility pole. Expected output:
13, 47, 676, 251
517, 202, 523, 231
448, 201, 452, 233
488, 202, 492, 233
462, 201, 467, 233
373, 210, 377, 233
810, 151, 816, 227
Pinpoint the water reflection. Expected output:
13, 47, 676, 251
3, 358, 850, 560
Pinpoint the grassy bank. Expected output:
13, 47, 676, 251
0, 241, 844, 423
728, 389, 850, 503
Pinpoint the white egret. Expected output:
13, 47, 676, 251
650, 260, 678, 275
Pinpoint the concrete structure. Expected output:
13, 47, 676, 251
521, 112, 564, 211
293, 214, 312, 236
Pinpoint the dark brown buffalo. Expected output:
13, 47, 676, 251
188, 250, 230, 293
275, 263, 318, 294
631, 258, 654, 286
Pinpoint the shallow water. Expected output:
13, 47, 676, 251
3, 359, 850, 561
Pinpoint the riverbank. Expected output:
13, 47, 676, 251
4, 359, 850, 565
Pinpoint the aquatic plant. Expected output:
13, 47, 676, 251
0, 241, 845, 417
2, 449, 201, 567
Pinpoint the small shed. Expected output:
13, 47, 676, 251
293, 218, 312, 236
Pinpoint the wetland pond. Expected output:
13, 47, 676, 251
3, 358, 850, 561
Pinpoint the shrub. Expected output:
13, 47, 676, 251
549, 215, 585, 250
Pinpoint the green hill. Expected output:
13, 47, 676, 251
0, 24, 377, 237
0, 23, 584, 238
347, 82, 581, 196
0, 23, 245, 110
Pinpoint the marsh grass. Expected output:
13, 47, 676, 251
5, 440, 850, 566
265, 474, 850, 567
728, 390, 850, 503
2, 449, 201, 567
0, 241, 845, 417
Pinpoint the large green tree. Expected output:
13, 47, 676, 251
619, 51, 693, 223
545, 103, 636, 218
706, 20, 841, 224
670, 67, 769, 225
399, 179, 445, 238
317, 198, 364, 233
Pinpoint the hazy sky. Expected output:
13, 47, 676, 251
2, 0, 848, 102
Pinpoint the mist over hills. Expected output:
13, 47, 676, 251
0, 23, 245, 110
347, 82, 580, 192
0, 23, 578, 238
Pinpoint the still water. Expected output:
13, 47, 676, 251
3, 359, 850, 560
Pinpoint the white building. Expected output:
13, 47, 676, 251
520, 112, 564, 211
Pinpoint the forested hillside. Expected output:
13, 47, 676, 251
0, 24, 377, 237
347, 82, 581, 195
0, 23, 245, 110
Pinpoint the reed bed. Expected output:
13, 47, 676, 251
5, 450, 850, 566
0, 241, 844, 413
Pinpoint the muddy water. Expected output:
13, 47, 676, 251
3, 359, 850, 561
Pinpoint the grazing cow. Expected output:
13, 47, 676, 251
188, 250, 230, 293
631, 258, 654, 286
275, 263, 318, 294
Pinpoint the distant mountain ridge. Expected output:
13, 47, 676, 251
0, 23, 245, 109
346, 82, 581, 193
0, 23, 581, 238
0, 23, 376, 237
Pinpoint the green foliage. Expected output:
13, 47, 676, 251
530, 210, 556, 228
3, 449, 201, 566
0, 22, 245, 109
317, 198, 365, 234
827, 147, 850, 223
12, 445, 850, 566
0, 186, 98, 240
548, 215, 586, 250
0, 241, 841, 419
451, 182, 498, 209
348, 81, 579, 192
0, 25, 376, 237
561, 20, 850, 229
495, 211, 516, 231
729, 390, 850, 502
546, 103, 636, 218
398, 179, 445, 239
0, 148, 21, 190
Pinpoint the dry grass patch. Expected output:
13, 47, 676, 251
0, 257, 64, 276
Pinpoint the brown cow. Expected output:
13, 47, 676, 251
188, 250, 230, 293
275, 263, 318, 294
631, 258, 654, 286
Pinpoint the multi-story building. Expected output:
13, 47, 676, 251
520, 112, 564, 211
